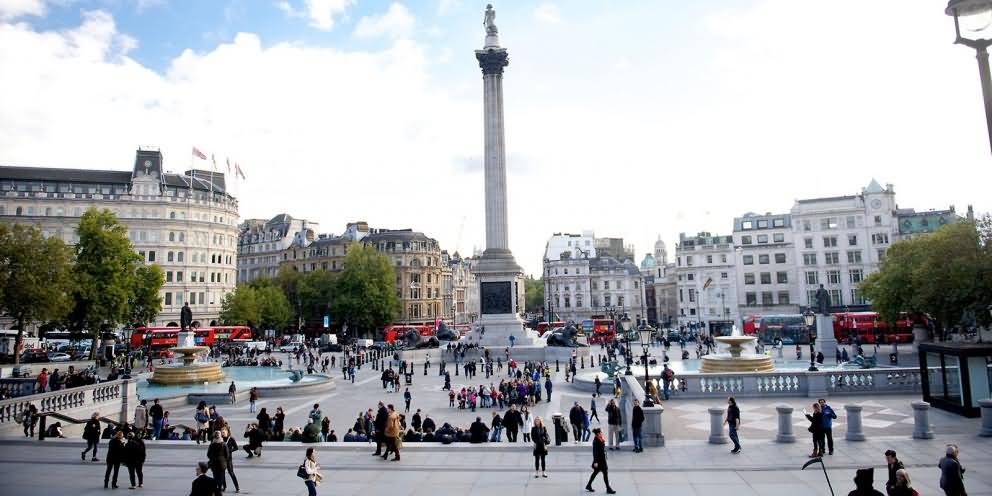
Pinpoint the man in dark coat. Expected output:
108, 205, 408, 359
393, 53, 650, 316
585, 428, 616, 494
848, 467, 884, 496
631, 399, 645, 453
884, 449, 904, 495
469, 417, 490, 443
82, 412, 101, 461
503, 405, 523, 443
190, 461, 220, 496
939, 444, 967, 496
569, 402, 586, 445
372, 402, 388, 456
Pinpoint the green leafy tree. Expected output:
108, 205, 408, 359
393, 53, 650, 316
524, 276, 544, 314
256, 285, 292, 330
70, 208, 144, 358
220, 286, 261, 327
268, 266, 303, 329
128, 264, 164, 327
299, 269, 337, 326
331, 242, 399, 337
0, 224, 74, 363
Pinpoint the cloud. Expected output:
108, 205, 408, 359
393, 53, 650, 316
0, 0, 46, 19
135, 0, 166, 13
437, 0, 459, 16
354, 2, 414, 40
533, 3, 559, 24
280, 0, 353, 31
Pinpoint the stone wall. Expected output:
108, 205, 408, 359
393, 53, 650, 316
0, 378, 137, 438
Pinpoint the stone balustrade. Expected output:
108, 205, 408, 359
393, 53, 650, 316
0, 379, 135, 437
656, 367, 925, 399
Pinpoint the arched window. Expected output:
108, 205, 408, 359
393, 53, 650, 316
15, 206, 22, 216
168, 251, 174, 262
169, 232, 175, 242
177, 252, 184, 262
170, 211, 176, 219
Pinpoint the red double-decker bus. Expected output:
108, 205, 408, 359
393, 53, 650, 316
212, 326, 253, 343
383, 325, 434, 343
831, 312, 914, 344
589, 319, 616, 344
131, 327, 216, 356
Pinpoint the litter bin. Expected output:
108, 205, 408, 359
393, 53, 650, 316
889, 353, 898, 365
552, 413, 565, 446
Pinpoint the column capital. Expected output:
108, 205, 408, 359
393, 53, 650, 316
476, 48, 509, 75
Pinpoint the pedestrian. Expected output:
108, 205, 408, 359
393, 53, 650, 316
207, 431, 229, 492
133, 399, 148, 439
725, 396, 741, 454
631, 399, 644, 453
249, 388, 258, 413
404, 388, 412, 413
81, 412, 102, 461
850, 467, 885, 496
818, 398, 837, 455
544, 377, 552, 403
194, 402, 210, 444
221, 427, 241, 493
149, 399, 164, 440
243, 423, 264, 458
490, 411, 503, 442
124, 431, 146, 489
321, 416, 331, 442
590, 394, 600, 423
372, 402, 388, 456
301, 447, 322, 496
382, 404, 401, 461
804, 403, 825, 457
503, 404, 522, 442
889, 469, 918, 496
190, 461, 217, 496
531, 416, 549, 479
22, 403, 38, 438
228, 381, 237, 404
585, 427, 616, 494
569, 402, 585, 445
104, 431, 125, 489
938, 444, 966, 496
309, 403, 322, 424
522, 407, 533, 443
885, 449, 905, 495
594, 376, 602, 396
605, 399, 622, 450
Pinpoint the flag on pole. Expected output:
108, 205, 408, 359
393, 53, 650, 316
702, 277, 714, 290
192, 147, 207, 160
225, 158, 231, 173
235, 163, 245, 180
210, 154, 217, 170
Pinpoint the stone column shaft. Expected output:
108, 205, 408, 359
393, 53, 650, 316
483, 72, 508, 252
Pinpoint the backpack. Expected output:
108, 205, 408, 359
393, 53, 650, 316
195, 411, 209, 423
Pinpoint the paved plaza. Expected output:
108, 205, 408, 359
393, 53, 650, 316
2, 348, 989, 495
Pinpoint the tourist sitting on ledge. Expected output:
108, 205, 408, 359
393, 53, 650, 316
45, 422, 66, 438
288, 428, 303, 442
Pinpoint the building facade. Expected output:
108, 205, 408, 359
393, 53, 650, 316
442, 251, 479, 324
733, 212, 799, 318
237, 214, 320, 283
363, 229, 443, 324
640, 237, 677, 327
675, 232, 740, 334
0, 148, 239, 327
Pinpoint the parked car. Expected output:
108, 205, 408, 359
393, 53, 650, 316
20, 349, 51, 363
278, 344, 299, 353
47, 352, 71, 362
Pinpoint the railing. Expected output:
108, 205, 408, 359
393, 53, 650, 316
0, 379, 129, 428
665, 367, 924, 399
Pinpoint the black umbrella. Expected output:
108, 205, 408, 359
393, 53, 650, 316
802, 456, 835, 496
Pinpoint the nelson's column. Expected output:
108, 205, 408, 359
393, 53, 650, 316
470, 4, 536, 347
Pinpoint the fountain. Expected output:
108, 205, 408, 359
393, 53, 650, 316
699, 325, 775, 373
147, 330, 226, 385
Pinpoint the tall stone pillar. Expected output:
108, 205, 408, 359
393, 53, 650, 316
470, 5, 534, 348
816, 314, 838, 365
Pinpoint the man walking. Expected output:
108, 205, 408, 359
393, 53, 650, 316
590, 394, 600, 423
133, 400, 148, 439
605, 399, 622, 451
725, 396, 741, 454
404, 388, 412, 413
148, 399, 164, 440
372, 402, 388, 457
503, 404, 522, 442
939, 444, 967, 496
81, 412, 101, 461
594, 376, 602, 396
569, 402, 586, 445
818, 398, 836, 455
631, 399, 644, 453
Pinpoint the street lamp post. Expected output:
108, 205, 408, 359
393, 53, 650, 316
946, 0, 992, 154
803, 309, 817, 372
621, 313, 633, 375
638, 323, 654, 407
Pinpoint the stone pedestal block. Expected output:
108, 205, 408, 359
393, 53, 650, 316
775, 404, 796, 443
643, 404, 665, 447
845, 404, 866, 441
708, 407, 728, 444
978, 399, 992, 437
911, 401, 934, 439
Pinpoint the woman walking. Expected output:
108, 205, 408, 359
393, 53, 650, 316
104, 431, 125, 489
194, 401, 210, 444
585, 428, 616, 494
206, 431, 229, 492
222, 427, 241, 492
125, 431, 146, 489
382, 404, 401, 461
889, 469, 917, 496
804, 403, 825, 457
301, 447, 322, 496
531, 416, 549, 478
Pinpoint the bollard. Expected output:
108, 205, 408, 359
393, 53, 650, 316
911, 401, 934, 439
581, 356, 585, 369
845, 404, 866, 441
381, 360, 385, 371
708, 407, 728, 444
424, 363, 428, 376
979, 399, 992, 437
775, 405, 796, 443
455, 364, 459, 376
555, 360, 560, 372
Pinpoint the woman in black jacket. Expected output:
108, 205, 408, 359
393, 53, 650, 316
206, 431, 229, 492
104, 431, 125, 489
585, 428, 615, 494
256, 408, 271, 437
222, 427, 241, 493
125, 432, 146, 489
804, 403, 825, 458
531, 416, 549, 479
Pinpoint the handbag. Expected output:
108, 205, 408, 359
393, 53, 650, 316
296, 464, 309, 479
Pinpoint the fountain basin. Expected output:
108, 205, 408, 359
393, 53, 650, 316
699, 354, 774, 373
147, 362, 226, 385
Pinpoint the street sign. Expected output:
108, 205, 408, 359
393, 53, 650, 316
323, 315, 330, 328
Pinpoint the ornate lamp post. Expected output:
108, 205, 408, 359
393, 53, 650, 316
621, 313, 633, 375
946, 0, 992, 154
803, 309, 817, 372
638, 323, 654, 406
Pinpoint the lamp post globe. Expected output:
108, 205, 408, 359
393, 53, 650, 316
946, 0, 992, 154
803, 309, 817, 371
638, 323, 654, 407
621, 313, 634, 375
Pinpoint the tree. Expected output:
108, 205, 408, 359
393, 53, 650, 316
220, 286, 261, 327
524, 276, 544, 314
256, 285, 292, 330
128, 264, 164, 327
269, 266, 303, 329
331, 242, 399, 337
861, 220, 992, 329
70, 208, 144, 358
298, 269, 337, 326
0, 224, 74, 363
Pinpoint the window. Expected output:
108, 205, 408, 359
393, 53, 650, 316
741, 235, 752, 245
777, 291, 790, 305
166, 271, 173, 282
169, 232, 175, 242
848, 234, 858, 246
846, 216, 857, 229
850, 288, 866, 305
774, 253, 786, 264
872, 233, 889, 245
802, 220, 811, 231
745, 292, 757, 306
199, 292, 205, 305
706, 255, 713, 264
758, 254, 769, 264
176, 271, 183, 282
761, 292, 773, 305
776, 271, 788, 284
803, 253, 817, 265
773, 233, 784, 243
874, 215, 882, 226
805, 271, 819, 285
847, 250, 862, 264
604, 281, 610, 290
757, 234, 768, 244
721, 254, 727, 263
760, 272, 771, 284
828, 289, 842, 306
742, 221, 753, 230
721, 272, 728, 279
824, 252, 840, 265
564, 296, 570, 308
743, 255, 754, 265
849, 269, 864, 284
177, 252, 184, 262
167, 251, 174, 262
744, 273, 755, 285
773, 218, 785, 228
807, 290, 818, 306
878, 248, 887, 260
757, 219, 768, 229
686, 256, 693, 266
148, 251, 156, 262
827, 270, 841, 285
804, 238, 813, 249
823, 236, 838, 247
687, 274, 694, 281
688, 289, 695, 303
821, 217, 838, 230
164, 292, 172, 306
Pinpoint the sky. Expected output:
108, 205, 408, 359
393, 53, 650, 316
0, 0, 989, 277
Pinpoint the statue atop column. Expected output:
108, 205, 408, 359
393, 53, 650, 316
484, 4, 497, 34
180, 302, 193, 330
814, 284, 831, 315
